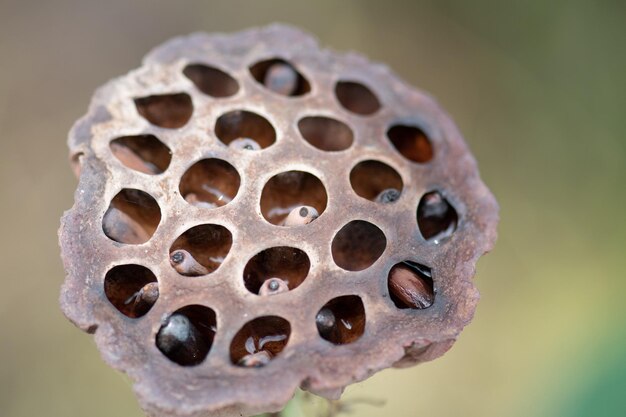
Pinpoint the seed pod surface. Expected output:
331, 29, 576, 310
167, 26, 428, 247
59, 24, 498, 417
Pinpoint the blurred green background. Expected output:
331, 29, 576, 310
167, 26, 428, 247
1, 1, 624, 416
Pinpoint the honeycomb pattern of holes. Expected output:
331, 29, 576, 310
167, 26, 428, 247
331, 220, 387, 271
229, 316, 291, 367
259, 171, 328, 226
334, 80, 381, 116
417, 190, 458, 242
214, 110, 276, 149
156, 304, 217, 367
243, 247, 311, 295
387, 261, 434, 310
109, 134, 172, 175
183, 63, 240, 98
349, 160, 404, 203
386, 124, 434, 163
179, 159, 241, 209
70, 151, 84, 178
316, 295, 366, 345
134, 93, 193, 129
297, 116, 354, 152
103, 264, 159, 318
102, 188, 161, 244
169, 224, 233, 277
248, 58, 311, 97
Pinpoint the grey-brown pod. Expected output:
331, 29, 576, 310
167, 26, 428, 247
59, 25, 498, 417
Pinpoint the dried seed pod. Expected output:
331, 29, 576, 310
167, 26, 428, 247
59, 25, 498, 417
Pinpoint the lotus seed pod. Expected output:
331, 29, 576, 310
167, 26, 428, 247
59, 24, 498, 417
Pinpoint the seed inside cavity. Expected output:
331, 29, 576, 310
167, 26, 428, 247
230, 316, 291, 366
170, 249, 210, 276
282, 205, 319, 227
316, 307, 336, 336
417, 191, 458, 242
388, 261, 434, 309
264, 63, 298, 96
375, 188, 400, 204
156, 314, 207, 365
228, 138, 261, 151
258, 278, 289, 296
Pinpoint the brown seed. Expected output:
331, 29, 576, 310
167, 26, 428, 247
156, 314, 208, 365
263, 63, 298, 96
315, 307, 337, 339
258, 278, 289, 296
170, 249, 210, 276
281, 205, 319, 226
388, 262, 434, 309
417, 191, 457, 241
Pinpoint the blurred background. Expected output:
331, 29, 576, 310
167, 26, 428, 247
1, 1, 624, 416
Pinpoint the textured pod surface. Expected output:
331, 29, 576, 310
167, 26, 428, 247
59, 24, 498, 417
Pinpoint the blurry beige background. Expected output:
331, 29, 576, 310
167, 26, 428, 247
1, 1, 624, 416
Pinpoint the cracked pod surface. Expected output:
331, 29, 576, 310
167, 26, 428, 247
59, 25, 498, 417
